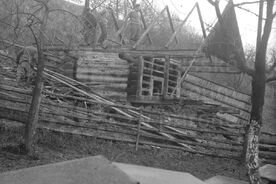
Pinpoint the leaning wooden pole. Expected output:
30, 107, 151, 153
25, 2, 49, 154
166, 6, 178, 44
139, 9, 153, 45
165, 3, 197, 49
132, 6, 167, 49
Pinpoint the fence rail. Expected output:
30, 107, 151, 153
1, 84, 275, 163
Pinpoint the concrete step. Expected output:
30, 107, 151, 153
0, 155, 137, 184
204, 175, 248, 184
114, 162, 207, 184
259, 164, 276, 182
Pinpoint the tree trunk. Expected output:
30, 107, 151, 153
244, 1, 274, 183
25, 2, 49, 154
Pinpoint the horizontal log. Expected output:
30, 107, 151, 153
76, 72, 128, 78
77, 65, 129, 70
78, 60, 128, 67
182, 82, 251, 112
143, 60, 165, 69
180, 66, 241, 74
76, 75, 128, 83
183, 77, 251, 106
181, 61, 230, 67
185, 74, 251, 102
120, 50, 205, 58
181, 88, 250, 122
259, 151, 276, 160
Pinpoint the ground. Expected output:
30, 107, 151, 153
0, 120, 248, 181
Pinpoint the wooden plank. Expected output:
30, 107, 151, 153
180, 66, 241, 74
139, 9, 153, 45
76, 75, 128, 82
166, 6, 178, 44
76, 70, 129, 77
137, 56, 144, 96
182, 82, 252, 112
163, 56, 170, 97
181, 88, 250, 124
165, 3, 197, 48
133, 6, 168, 49
185, 74, 251, 103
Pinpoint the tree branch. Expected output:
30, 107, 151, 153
234, 1, 259, 6
206, 0, 223, 24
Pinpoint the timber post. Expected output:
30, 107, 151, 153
163, 56, 170, 98
135, 109, 142, 151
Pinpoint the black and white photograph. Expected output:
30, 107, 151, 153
0, 0, 275, 183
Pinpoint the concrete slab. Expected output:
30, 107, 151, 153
0, 155, 138, 184
113, 162, 206, 184
204, 175, 248, 184
259, 164, 276, 181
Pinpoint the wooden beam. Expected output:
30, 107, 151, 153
139, 9, 153, 45
108, 8, 125, 44
133, 6, 167, 49
165, 3, 197, 49
137, 56, 144, 96
166, 7, 178, 44
121, 50, 204, 57
196, 3, 207, 39
179, 66, 241, 74
163, 56, 170, 97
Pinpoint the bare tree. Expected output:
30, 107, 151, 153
207, 0, 276, 184
24, 0, 50, 155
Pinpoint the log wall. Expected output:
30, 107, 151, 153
75, 52, 129, 101
45, 50, 251, 125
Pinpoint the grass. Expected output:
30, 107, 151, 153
0, 120, 248, 181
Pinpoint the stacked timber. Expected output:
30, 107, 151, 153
44, 52, 77, 79
75, 52, 129, 101
181, 73, 251, 125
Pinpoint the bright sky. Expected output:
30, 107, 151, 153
67, 0, 276, 50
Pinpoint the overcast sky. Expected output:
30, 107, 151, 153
152, 0, 276, 50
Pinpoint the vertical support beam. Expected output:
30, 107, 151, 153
135, 109, 142, 151
165, 3, 197, 49
176, 68, 181, 98
137, 56, 144, 96
159, 111, 164, 132
196, 3, 207, 39
109, 8, 125, 44
163, 56, 170, 98
166, 7, 178, 44
139, 10, 153, 45
196, 3, 213, 63
133, 6, 167, 49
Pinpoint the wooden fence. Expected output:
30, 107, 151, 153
0, 84, 275, 163
181, 74, 251, 126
